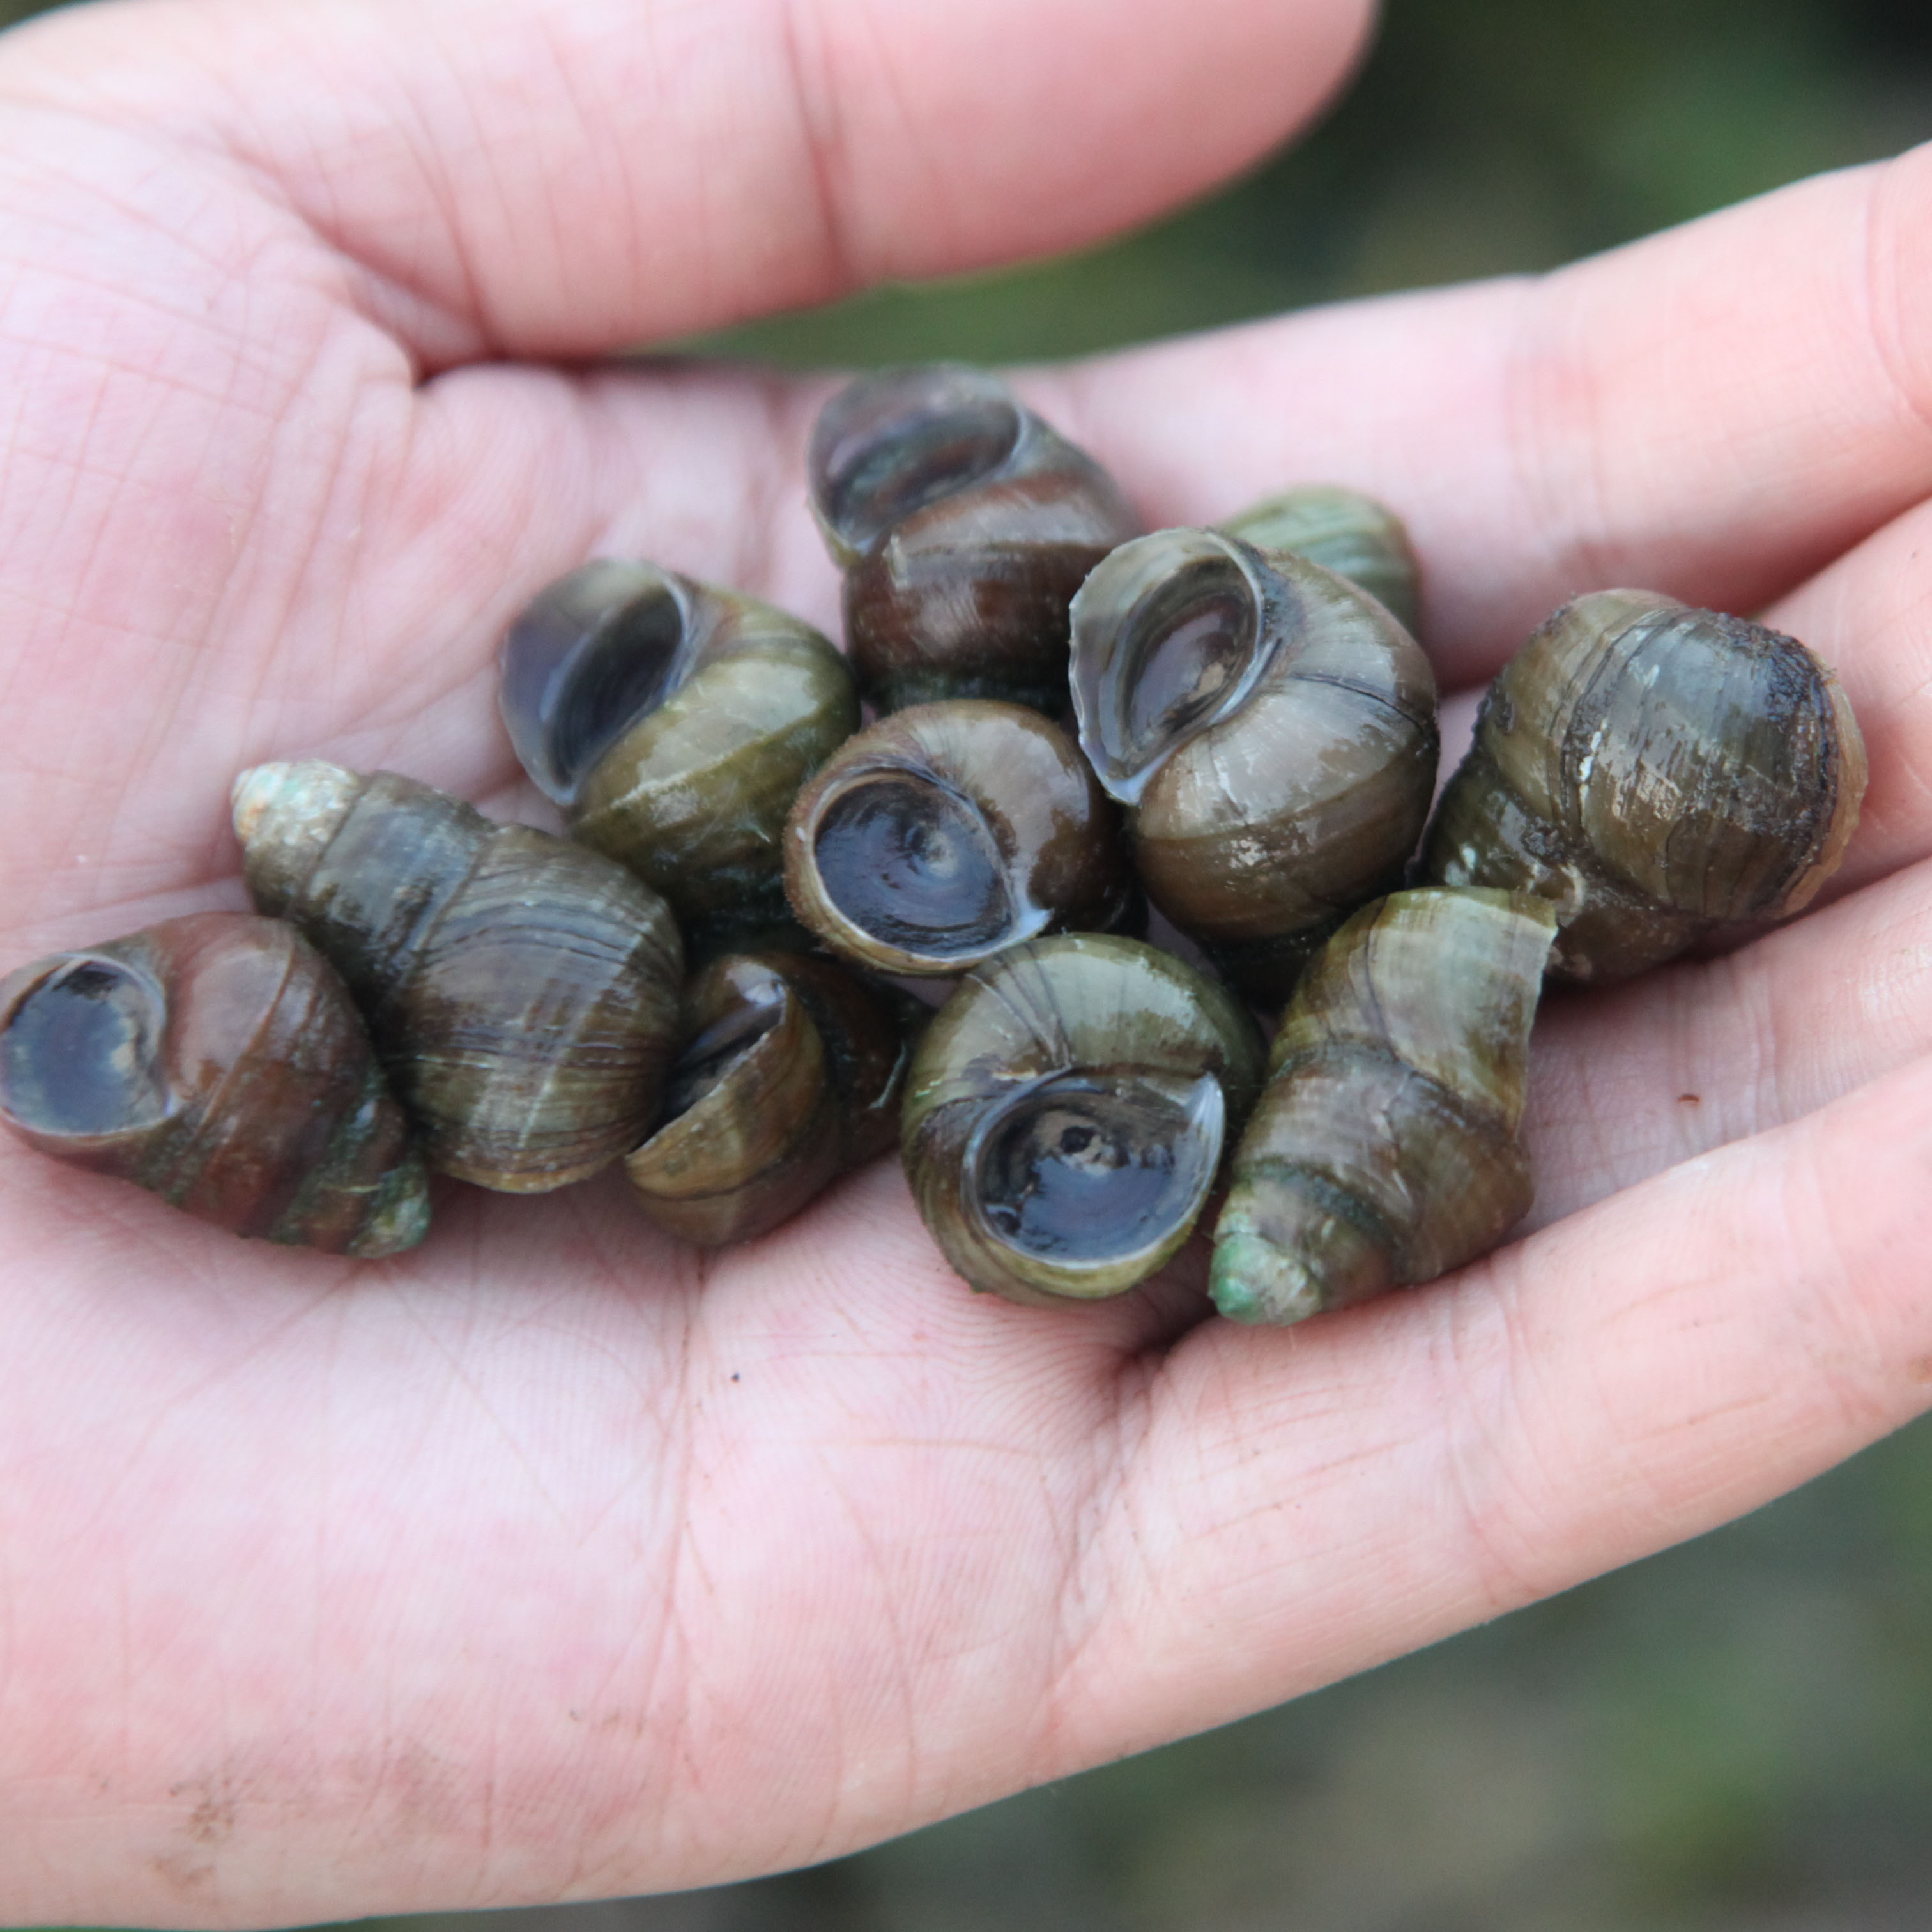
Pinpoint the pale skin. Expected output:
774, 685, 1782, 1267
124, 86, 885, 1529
1, 0, 1930, 1920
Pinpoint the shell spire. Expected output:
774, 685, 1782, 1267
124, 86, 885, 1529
233, 760, 683, 1192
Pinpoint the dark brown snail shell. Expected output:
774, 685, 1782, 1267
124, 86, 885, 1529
808, 364, 1142, 715
233, 761, 683, 1193
499, 560, 859, 946
625, 950, 924, 1246
901, 934, 1266, 1307
1070, 530, 1439, 1003
1420, 590, 1867, 981
1212, 887, 1555, 1325
0, 912, 429, 1256
783, 700, 1135, 976
1217, 486, 1422, 637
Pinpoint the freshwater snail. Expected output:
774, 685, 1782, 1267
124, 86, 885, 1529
499, 560, 859, 946
626, 950, 925, 1246
0, 912, 430, 1256
1070, 530, 1439, 1002
1421, 590, 1867, 981
783, 700, 1135, 976
233, 760, 683, 1192
901, 934, 1265, 1307
1212, 887, 1556, 1324
808, 364, 1142, 714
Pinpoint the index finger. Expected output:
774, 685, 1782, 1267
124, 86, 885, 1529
0, 0, 1377, 362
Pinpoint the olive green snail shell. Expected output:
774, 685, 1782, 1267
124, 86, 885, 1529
808, 364, 1143, 716
1422, 590, 1867, 982
1070, 529, 1439, 1004
783, 699, 1136, 976
0, 911, 430, 1256
233, 760, 684, 1193
499, 560, 859, 949
1216, 484, 1422, 637
625, 950, 926, 1247
901, 934, 1266, 1308
1211, 887, 1556, 1326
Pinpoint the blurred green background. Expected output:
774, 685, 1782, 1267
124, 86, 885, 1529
12, 0, 1932, 1926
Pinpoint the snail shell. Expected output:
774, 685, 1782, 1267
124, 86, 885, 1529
783, 700, 1135, 976
1070, 530, 1439, 1003
625, 950, 924, 1246
1211, 887, 1555, 1325
901, 935, 1266, 1307
233, 761, 683, 1192
808, 364, 1142, 715
500, 560, 859, 944
1218, 486, 1421, 636
0, 912, 429, 1256
1420, 590, 1867, 981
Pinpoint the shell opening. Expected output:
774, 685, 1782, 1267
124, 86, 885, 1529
1071, 533, 1264, 806
967, 1069, 1224, 1271
810, 367, 1023, 556
811, 775, 1014, 960
0, 956, 171, 1138
660, 980, 786, 1123
500, 561, 693, 804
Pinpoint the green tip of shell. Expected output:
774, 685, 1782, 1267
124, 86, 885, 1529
1210, 1232, 1324, 1326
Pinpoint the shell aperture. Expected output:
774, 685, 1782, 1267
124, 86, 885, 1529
811, 365, 1026, 560
808, 364, 1142, 714
809, 775, 1012, 959
901, 935, 1265, 1305
1, 954, 170, 1137
625, 951, 923, 1246
1073, 532, 1269, 807
500, 560, 694, 806
784, 701, 1130, 976
967, 1069, 1225, 1270
1070, 532, 1439, 1002
498, 562, 859, 941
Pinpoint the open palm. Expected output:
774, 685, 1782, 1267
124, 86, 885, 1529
3, 0, 1931, 1922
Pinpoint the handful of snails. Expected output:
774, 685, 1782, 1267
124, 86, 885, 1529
0, 365, 1867, 1324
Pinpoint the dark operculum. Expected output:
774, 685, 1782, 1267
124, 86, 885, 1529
969, 1070, 1223, 1268
657, 980, 787, 1123
1073, 535, 1265, 806
500, 562, 694, 805
812, 776, 1013, 958
0, 957, 171, 1138
809, 367, 1024, 558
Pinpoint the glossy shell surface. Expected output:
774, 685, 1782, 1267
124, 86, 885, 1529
1217, 486, 1421, 636
901, 934, 1266, 1306
809, 364, 1142, 714
783, 700, 1133, 976
1070, 531, 1439, 1002
234, 761, 683, 1192
0, 911, 429, 1255
1212, 887, 1555, 1324
1422, 590, 1867, 981
500, 560, 858, 939
626, 950, 923, 1246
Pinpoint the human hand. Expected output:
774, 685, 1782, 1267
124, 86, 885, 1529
1, 0, 1929, 1922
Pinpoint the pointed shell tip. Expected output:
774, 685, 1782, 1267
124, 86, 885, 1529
1210, 1232, 1322, 1326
